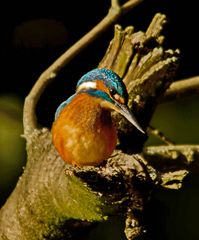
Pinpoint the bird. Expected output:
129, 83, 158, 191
51, 68, 144, 166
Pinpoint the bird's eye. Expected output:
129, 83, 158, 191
110, 88, 117, 97
110, 88, 121, 101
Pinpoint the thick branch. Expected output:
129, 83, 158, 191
100, 13, 179, 152
0, 129, 109, 240
23, 0, 143, 137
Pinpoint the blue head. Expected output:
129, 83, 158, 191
77, 68, 128, 104
76, 68, 144, 133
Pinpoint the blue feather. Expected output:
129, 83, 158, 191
80, 89, 114, 104
55, 94, 76, 120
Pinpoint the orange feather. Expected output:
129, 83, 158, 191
52, 93, 117, 166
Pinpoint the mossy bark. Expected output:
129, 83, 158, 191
0, 129, 110, 240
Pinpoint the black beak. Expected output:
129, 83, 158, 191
114, 102, 145, 134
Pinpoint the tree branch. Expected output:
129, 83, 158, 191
0, 129, 109, 240
161, 75, 199, 102
23, 0, 143, 137
122, 0, 144, 13
147, 125, 175, 145
100, 13, 179, 152
144, 144, 199, 165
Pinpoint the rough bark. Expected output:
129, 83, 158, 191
0, 8, 198, 240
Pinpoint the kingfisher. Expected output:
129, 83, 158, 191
52, 68, 144, 166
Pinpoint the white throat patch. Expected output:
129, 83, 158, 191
77, 81, 97, 92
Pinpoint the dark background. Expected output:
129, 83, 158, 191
0, 1, 198, 239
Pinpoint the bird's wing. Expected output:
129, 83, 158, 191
54, 94, 76, 120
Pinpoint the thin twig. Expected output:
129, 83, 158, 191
161, 75, 199, 103
122, 0, 143, 13
147, 125, 175, 145
23, 0, 143, 136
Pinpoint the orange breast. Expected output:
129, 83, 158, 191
51, 93, 117, 166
